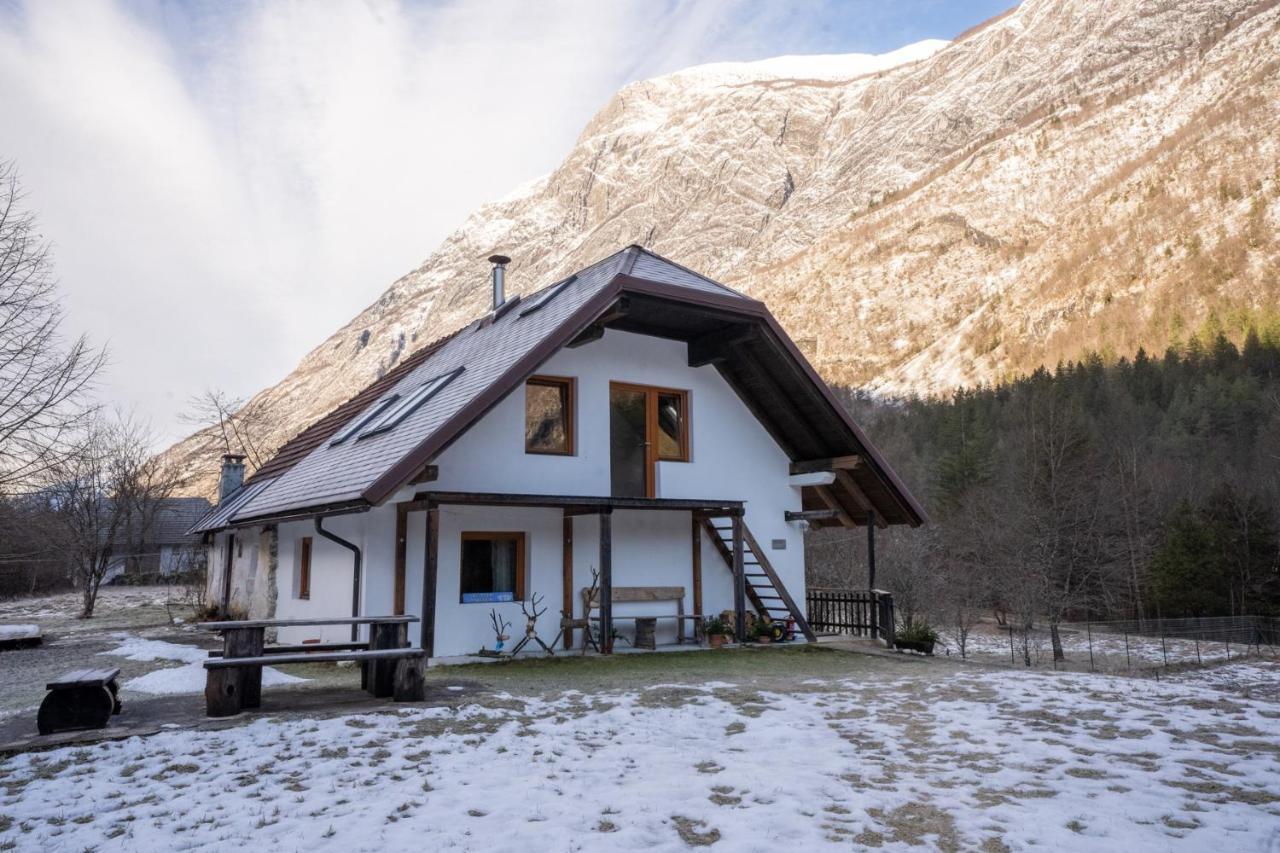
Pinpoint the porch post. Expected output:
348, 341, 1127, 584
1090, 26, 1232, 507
599, 509, 613, 654
731, 510, 746, 643
562, 513, 574, 650
867, 509, 877, 637
691, 515, 703, 620
420, 503, 439, 655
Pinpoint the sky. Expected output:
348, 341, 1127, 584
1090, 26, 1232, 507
0, 0, 1014, 445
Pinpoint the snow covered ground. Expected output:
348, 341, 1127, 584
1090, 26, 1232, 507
1, 660, 1277, 851
100, 634, 306, 696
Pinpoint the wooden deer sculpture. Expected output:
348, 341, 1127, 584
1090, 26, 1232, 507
508, 592, 556, 656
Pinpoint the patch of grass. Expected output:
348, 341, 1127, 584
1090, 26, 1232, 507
671, 815, 721, 846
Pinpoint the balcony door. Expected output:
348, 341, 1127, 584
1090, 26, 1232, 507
609, 382, 689, 498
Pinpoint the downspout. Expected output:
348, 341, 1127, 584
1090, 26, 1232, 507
220, 532, 235, 615
315, 517, 362, 642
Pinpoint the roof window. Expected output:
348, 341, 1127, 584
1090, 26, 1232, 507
328, 395, 401, 447
358, 367, 464, 439
519, 275, 576, 317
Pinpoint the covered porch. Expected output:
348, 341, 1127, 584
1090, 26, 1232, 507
390, 491, 807, 658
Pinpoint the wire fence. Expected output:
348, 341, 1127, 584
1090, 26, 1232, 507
936, 615, 1280, 675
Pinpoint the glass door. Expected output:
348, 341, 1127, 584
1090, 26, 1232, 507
610, 386, 649, 497
609, 383, 690, 498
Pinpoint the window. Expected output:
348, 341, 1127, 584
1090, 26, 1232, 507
296, 536, 312, 600
329, 395, 400, 446
525, 376, 575, 455
460, 532, 525, 603
609, 383, 690, 498
359, 367, 463, 439
519, 274, 575, 316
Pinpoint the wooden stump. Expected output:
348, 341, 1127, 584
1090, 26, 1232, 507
204, 668, 242, 718
37, 685, 114, 735
368, 622, 406, 698
392, 656, 425, 702
223, 628, 263, 710
634, 617, 657, 650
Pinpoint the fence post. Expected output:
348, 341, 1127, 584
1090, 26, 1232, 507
1195, 632, 1201, 665
1124, 631, 1131, 670
1087, 620, 1095, 672
1161, 627, 1167, 668
1009, 625, 1015, 666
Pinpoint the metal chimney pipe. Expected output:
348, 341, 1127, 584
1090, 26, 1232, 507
488, 254, 510, 311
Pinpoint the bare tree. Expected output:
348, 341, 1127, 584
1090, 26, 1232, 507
0, 162, 103, 491
47, 414, 177, 617
181, 389, 270, 470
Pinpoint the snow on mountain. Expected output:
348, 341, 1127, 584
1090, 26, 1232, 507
164, 0, 1280, 495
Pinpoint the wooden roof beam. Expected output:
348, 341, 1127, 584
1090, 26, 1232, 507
813, 485, 855, 528
687, 325, 757, 367
835, 469, 887, 528
790, 455, 863, 475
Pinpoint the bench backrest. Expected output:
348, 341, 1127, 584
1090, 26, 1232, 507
581, 585, 686, 611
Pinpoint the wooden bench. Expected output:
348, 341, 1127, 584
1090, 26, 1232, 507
38, 667, 123, 735
197, 616, 424, 717
581, 586, 704, 650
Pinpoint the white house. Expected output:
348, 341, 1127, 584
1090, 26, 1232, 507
191, 247, 924, 659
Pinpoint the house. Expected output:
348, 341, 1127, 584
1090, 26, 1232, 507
191, 247, 924, 658
104, 496, 212, 583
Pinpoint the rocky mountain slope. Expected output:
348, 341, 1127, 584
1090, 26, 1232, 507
167, 0, 1280, 495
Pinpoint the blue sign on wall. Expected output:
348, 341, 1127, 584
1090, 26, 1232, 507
462, 592, 515, 604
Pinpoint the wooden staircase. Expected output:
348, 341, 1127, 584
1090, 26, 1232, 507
700, 516, 816, 642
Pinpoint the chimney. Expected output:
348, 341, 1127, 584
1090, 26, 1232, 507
219, 454, 246, 502
488, 254, 510, 311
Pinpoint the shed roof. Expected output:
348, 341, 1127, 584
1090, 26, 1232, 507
200, 246, 926, 530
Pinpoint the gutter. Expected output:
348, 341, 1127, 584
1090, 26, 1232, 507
314, 517, 363, 642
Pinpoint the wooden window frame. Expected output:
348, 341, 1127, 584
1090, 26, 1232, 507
609, 382, 691, 498
297, 536, 312, 600
459, 531, 527, 603
524, 375, 576, 456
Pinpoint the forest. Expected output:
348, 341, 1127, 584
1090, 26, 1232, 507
810, 320, 1280, 641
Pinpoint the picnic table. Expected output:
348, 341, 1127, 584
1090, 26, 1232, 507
195, 616, 424, 717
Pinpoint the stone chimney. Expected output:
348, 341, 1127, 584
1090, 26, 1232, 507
219, 454, 246, 502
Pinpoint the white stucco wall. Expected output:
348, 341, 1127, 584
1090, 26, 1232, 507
206, 526, 275, 620
212, 330, 810, 657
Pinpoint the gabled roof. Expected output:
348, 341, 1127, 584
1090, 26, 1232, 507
205, 245, 925, 529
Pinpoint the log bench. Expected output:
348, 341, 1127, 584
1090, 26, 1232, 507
196, 615, 424, 717
38, 667, 123, 735
581, 586, 704, 650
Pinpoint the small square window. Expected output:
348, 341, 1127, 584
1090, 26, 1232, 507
296, 537, 312, 600
460, 533, 526, 603
525, 376, 575, 455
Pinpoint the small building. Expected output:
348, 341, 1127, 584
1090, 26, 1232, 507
191, 247, 924, 657
104, 496, 212, 583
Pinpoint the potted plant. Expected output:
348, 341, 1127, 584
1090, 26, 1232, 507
894, 622, 939, 655
704, 616, 730, 648
752, 619, 774, 645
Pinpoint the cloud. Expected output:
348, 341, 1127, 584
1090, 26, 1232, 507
0, 0, 830, 443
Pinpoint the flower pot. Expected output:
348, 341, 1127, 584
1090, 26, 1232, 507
756, 635, 772, 645
708, 634, 726, 649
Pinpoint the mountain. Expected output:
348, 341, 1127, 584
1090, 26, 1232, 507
165, 0, 1280, 496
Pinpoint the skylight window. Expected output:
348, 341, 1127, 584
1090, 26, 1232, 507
358, 367, 464, 439
519, 275, 576, 317
329, 395, 400, 447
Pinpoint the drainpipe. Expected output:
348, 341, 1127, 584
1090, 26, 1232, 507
315, 517, 362, 642
220, 532, 235, 615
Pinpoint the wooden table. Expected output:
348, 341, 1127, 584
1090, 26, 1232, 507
195, 616, 420, 715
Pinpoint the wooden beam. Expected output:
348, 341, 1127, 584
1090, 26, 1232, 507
691, 516, 703, 622
599, 510, 613, 654
393, 503, 408, 615
562, 514, 574, 650
687, 325, 756, 367
567, 296, 631, 348
731, 512, 746, 643
789, 455, 863, 475
814, 485, 856, 528
420, 504, 439, 656
785, 509, 842, 522
408, 464, 439, 485
836, 470, 887, 528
